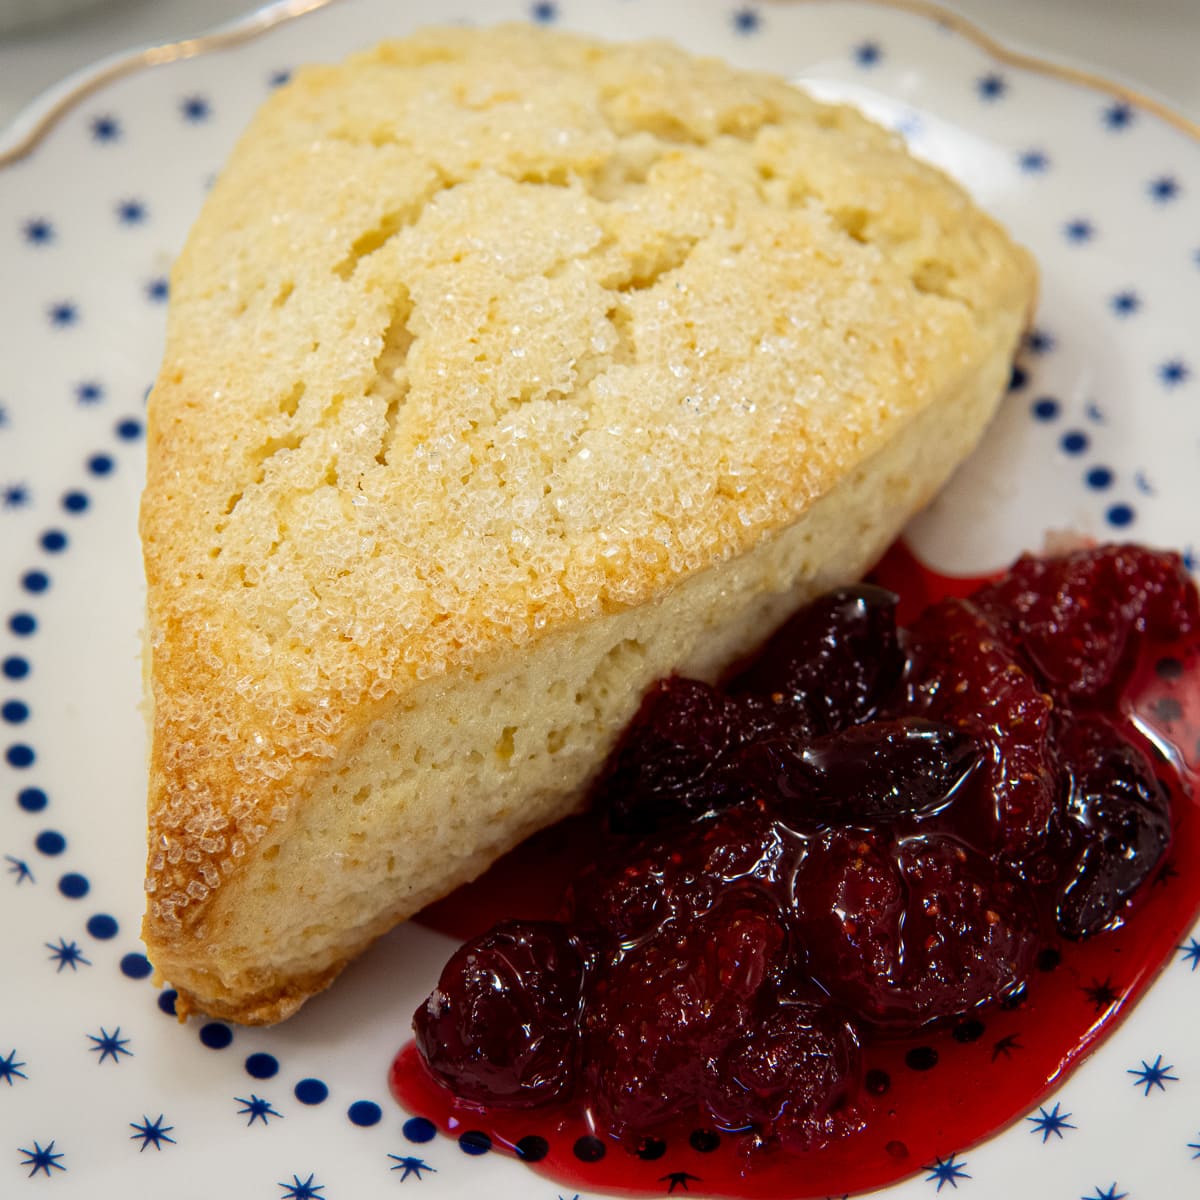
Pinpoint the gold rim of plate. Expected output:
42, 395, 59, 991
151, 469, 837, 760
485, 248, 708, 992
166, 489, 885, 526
1, 0, 1197, 170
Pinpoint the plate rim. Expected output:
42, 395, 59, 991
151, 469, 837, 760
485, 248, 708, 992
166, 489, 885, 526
0, 0, 1197, 171
2, 2, 1198, 1196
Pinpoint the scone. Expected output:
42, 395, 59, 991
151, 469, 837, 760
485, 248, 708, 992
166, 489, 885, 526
140, 24, 1036, 1023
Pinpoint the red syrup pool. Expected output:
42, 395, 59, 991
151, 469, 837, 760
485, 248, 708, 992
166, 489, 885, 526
394, 540, 1200, 1199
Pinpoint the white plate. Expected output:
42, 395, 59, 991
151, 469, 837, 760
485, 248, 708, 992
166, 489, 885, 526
2, 1, 1198, 1197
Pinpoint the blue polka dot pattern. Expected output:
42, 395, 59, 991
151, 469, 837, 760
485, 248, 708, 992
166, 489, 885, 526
17, 786, 47, 812
58, 872, 89, 898
245, 1052, 279, 1079
1107, 503, 1136, 528
199, 1023, 234, 1050
62, 491, 89, 513
1086, 466, 1114, 489
86, 914, 119, 940
6, 744, 35, 767
295, 1078, 329, 1105
22, 571, 50, 593
403, 1116, 437, 1143
347, 1100, 382, 1127
158, 989, 179, 1016
35, 830, 66, 855
87, 454, 114, 476
3, 656, 30, 679
1060, 431, 1089, 454
2, 699, 29, 723
40, 530, 67, 553
459, 1130, 492, 1155
116, 417, 143, 440
572, 1135, 606, 1162
9, 613, 36, 635
515, 1134, 550, 1162
120, 953, 153, 980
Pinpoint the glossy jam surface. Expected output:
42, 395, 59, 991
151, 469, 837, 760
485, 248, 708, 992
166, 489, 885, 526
394, 543, 1200, 1199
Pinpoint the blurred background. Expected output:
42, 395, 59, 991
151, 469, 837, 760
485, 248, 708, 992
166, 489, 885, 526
1, 0, 1197, 130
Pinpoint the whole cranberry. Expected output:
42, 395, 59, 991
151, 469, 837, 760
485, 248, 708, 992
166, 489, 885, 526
567, 841, 713, 943
791, 718, 983, 825
905, 598, 1056, 865
790, 829, 904, 1017
706, 1002, 864, 1152
973, 544, 1199, 701
797, 831, 1037, 1029
413, 921, 589, 1107
583, 893, 792, 1138
1054, 717, 1172, 938
889, 836, 1038, 1021
568, 807, 806, 940
597, 677, 741, 835
730, 585, 904, 734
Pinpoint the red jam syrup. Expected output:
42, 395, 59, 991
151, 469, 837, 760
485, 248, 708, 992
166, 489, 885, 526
392, 542, 1200, 1198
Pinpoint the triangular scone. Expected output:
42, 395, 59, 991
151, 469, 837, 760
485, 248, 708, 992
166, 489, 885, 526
140, 24, 1035, 1023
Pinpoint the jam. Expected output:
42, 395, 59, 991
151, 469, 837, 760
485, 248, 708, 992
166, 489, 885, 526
392, 542, 1200, 1198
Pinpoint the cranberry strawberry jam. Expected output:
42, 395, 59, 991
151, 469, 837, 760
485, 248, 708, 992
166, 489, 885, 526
392, 543, 1200, 1198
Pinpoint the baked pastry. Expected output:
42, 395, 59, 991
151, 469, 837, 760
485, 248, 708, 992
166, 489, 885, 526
140, 24, 1036, 1023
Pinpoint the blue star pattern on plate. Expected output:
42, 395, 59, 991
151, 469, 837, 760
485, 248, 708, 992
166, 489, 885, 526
924, 1154, 970, 1191
129, 1115, 176, 1151
853, 40, 882, 66
89, 113, 120, 141
1158, 359, 1190, 387
45, 937, 91, 971
1127, 1054, 1178, 1095
0, 1049, 28, 1085
976, 72, 1007, 100
1082, 1186, 1127, 1200
731, 7, 760, 34
992, 1032, 1023, 1060
237, 1094, 283, 1126
279, 1173, 325, 1199
1109, 290, 1140, 316
87, 1026, 133, 1064
660, 1172, 702, 1193
2, 483, 30, 508
1147, 175, 1180, 202
1178, 937, 1200, 970
1027, 1101, 1076, 1141
19, 1140, 66, 1177
21, 217, 54, 244
1102, 100, 1134, 129
389, 1154, 437, 1180
1063, 218, 1095, 243
4, 852, 33, 879
179, 95, 212, 122
116, 198, 148, 224
1024, 328, 1055, 355
47, 300, 79, 326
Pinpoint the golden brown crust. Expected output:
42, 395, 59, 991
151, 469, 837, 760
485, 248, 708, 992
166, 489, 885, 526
140, 24, 1036, 1022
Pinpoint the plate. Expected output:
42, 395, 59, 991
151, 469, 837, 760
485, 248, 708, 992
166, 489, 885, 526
1, 1, 1198, 1197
